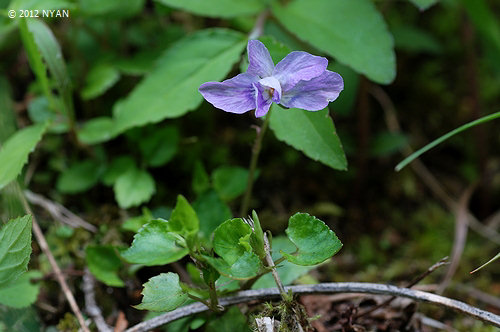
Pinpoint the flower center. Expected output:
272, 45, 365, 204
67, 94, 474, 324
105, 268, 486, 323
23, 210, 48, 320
266, 87, 275, 99
257, 76, 282, 104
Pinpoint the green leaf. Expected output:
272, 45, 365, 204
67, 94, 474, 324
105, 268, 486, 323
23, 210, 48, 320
252, 236, 316, 289
206, 218, 261, 279
26, 19, 73, 120
0, 215, 32, 288
155, 0, 264, 18
102, 156, 136, 186
249, 210, 265, 260
212, 166, 250, 201
85, 245, 124, 287
115, 51, 158, 75
113, 29, 247, 135
135, 272, 188, 311
9, 0, 74, 11
392, 25, 442, 54
0, 77, 16, 143
461, 0, 500, 57
121, 208, 153, 233
139, 126, 179, 167
56, 160, 103, 194
114, 168, 156, 208
18, 20, 52, 109
272, 0, 395, 84
282, 213, 342, 266
79, 0, 145, 18
259, 36, 293, 64
193, 190, 232, 240
164, 316, 192, 332
121, 219, 188, 266
77, 117, 117, 145
27, 97, 68, 134
408, 0, 439, 10
269, 107, 347, 170
396, 111, 500, 171
205, 306, 250, 332
0, 305, 41, 331
192, 161, 210, 195
81, 64, 121, 100
204, 252, 260, 280
0, 271, 41, 309
168, 195, 199, 237
213, 218, 252, 264
328, 63, 360, 116
0, 123, 47, 190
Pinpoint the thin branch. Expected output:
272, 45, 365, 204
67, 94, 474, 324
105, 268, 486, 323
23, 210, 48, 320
438, 187, 474, 294
125, 282, 500, 332
414, 313, 459, 332
453, 284, 500, 309
83, 268, 113, 332
24, 190, 97, 232
485, 208, 500, 228
18, 188, 90, 332
355, 257, 449, 318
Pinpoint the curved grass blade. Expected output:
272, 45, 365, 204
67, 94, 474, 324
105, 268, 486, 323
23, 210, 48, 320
470, 251, 500, 274
395, 111, 500, 171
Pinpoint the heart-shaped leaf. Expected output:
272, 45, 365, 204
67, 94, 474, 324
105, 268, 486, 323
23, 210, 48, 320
282, 213, 342, 266
114, 168, 156, 208
135, 273, 188, 311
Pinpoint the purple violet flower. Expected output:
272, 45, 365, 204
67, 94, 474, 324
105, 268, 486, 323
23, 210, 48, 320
199, 40, 344, 117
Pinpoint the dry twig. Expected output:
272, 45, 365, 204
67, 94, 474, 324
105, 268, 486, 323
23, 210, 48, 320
355, 257, 449, 319
24, 190, 97, 232
83, 268, 113, 332
438, 187, 474, 294
18, 188, 90, 332
125, 282, 500, 332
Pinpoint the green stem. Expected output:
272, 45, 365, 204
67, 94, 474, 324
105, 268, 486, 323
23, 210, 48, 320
207, 280, 223, 312
187, 294, 210, 308
240, 113, 271, 216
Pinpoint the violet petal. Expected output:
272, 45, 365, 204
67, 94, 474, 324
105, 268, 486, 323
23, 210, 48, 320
247, 40, 274, 78
199, 73, 258, 114
253, 82, 273, 117
273, 51, 328, 91
280, 70, 344, 111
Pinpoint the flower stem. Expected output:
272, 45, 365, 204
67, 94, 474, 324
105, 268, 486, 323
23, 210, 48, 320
263, 232, 289, 301
249, 9, 269, 39
240, 113, 270, 216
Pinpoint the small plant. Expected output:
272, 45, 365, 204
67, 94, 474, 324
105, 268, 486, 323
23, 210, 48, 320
122, 198, 342, 320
